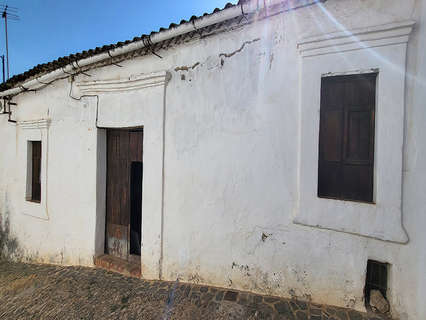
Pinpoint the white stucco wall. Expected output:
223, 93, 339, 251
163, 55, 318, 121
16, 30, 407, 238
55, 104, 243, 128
0, 79, 101, 265
0, 0, 425, 319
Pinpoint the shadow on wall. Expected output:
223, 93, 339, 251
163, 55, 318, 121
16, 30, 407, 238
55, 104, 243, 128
0, 195, 23, 260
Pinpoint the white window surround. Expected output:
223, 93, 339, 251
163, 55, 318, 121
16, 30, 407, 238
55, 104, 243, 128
74, 71, 171, 96
294, 21, 415, 243
18, 119, 50, 220
77, 70, 171, 280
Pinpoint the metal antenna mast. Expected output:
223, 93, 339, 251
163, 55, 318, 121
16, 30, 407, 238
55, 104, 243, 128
0, 4, 19, 80
1, 55, 4, 83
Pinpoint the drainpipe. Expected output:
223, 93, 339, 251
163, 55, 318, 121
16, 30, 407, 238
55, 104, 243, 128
0, 0, 325, 98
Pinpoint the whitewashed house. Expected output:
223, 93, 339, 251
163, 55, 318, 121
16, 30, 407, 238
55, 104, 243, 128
0, 0, 425, 318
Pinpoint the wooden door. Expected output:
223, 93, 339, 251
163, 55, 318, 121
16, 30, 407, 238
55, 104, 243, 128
106, 129, 143, 260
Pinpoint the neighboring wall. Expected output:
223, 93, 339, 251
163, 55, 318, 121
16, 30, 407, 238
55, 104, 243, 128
0, 0, 424, 319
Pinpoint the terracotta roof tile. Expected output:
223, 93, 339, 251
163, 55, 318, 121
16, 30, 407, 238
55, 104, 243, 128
0, 2, 240, 92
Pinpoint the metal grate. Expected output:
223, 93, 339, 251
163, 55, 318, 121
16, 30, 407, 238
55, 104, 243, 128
365, 260, 388, 304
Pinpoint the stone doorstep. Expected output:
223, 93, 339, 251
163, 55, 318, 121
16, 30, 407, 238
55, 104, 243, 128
94, 254, 141, 278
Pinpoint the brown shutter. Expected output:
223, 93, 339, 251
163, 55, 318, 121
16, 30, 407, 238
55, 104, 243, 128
318, 74, 376, 203
31, 141, 42, 202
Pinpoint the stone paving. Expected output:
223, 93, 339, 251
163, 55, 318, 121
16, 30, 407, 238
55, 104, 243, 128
0, 260, 390, 320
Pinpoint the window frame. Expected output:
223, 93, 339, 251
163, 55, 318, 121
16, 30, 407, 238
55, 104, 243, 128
28, 140, 42, 203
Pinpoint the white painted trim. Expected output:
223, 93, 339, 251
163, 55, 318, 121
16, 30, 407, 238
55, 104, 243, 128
18, 121, 50, 221
298, 20, 416, 57
295, 21, 413, 243
85, 71, 169, 279
18, 119, 51, 130
322, 68, 380, 78
75, 71, 171, 97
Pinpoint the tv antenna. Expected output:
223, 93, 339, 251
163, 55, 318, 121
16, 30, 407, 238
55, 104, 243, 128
0, 4, 19, 80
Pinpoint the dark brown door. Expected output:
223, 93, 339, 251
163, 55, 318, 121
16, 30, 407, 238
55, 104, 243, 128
106, 129, 143, 260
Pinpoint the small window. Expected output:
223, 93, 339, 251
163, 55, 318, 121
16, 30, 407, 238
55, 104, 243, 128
318, 73, 376, 203
30, 141, 41, 202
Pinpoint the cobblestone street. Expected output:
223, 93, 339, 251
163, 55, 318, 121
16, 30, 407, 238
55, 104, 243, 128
0, 260, 388, 320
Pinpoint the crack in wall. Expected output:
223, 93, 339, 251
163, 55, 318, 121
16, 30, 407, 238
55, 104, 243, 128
219, 38, 261, 59
174, 38, 262, 77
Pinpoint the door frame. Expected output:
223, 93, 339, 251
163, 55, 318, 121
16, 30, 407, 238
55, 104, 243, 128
103, 126, 144, 261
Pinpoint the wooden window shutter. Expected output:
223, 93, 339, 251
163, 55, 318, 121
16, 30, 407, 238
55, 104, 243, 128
31, 141, 42, 202
318, 73, 376, 203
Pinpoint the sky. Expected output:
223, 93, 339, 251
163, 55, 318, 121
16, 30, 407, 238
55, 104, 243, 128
1, 0, 238, 78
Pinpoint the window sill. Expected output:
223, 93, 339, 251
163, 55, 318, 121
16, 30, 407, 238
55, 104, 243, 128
317, 195, 375, 205
26, 199, 41, 204
295, 196, 408, 243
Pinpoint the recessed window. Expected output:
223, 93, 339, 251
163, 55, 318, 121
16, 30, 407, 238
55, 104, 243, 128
29, 141, 41, 203
318, 73, 377, 203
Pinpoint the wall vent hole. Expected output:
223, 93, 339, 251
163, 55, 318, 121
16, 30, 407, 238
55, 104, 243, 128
364, 260, 388, 308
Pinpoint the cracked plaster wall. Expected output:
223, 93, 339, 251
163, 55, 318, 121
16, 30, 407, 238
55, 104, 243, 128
0, 0, 424, 319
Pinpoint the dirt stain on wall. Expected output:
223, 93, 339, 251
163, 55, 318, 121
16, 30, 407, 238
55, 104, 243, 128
0, 196, 23, 260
